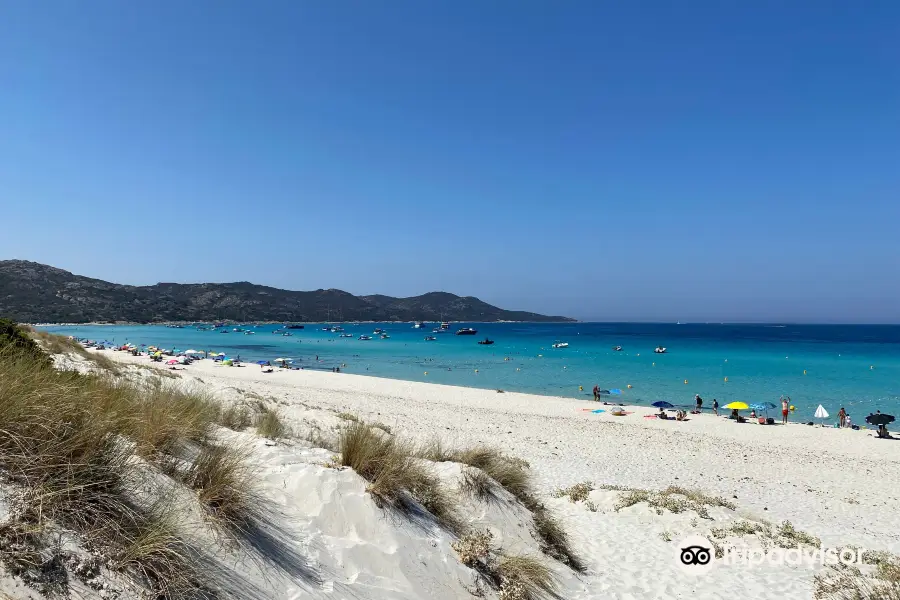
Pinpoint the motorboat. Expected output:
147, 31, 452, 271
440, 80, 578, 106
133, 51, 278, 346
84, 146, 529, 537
424, 335, 437, 341
373, 328, 384, 334
358, 335, 372, 340
219, 329, 229, 334
456, 328, 478, 336
654, 347, 667, 354
477, 338, 494, 345
551, 341, 569, 348
612, 346, 622, 351
432, 327, 448, 333
380, 334, 390, 339
282, 332, 292, 337
245, 331, 255, 335
331, 326, 344, 332
339, 333, 354, 338
413, 321, 423, 329
286, 324, 304, 329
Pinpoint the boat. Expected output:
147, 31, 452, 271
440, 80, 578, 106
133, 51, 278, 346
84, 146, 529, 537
245, 331, 255, 335
233, 328, 244, 332
380, 334, 390, 339
331, 326, 344, 332
424, 335, 437, 341
219, 330, 229, 334
551, 341, 569, 348
373, 328, 384, 334
612, 346, 622, 351
432, 327, 448, 333
413, 321, 423, 329
358, 335, 372, 340
282, 332, 292, 337
321, 327, 331, 332
286, 325, 305, 330
456, 328, 478, 336
654, 347, 667, 354
339, 333, 354, 338
477, 338, 494, 345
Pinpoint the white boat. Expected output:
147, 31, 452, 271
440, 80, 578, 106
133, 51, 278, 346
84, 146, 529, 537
551, 341, 569, 349
358, 335, 371, 340
413, 321, 423, 329
655, 347, 667, 354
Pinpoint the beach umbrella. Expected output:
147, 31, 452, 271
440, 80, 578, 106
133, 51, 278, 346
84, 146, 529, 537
814, 404, 829, 425
723, 402, 749, 410
256, 360, 269, 365
866, 413, 895, 426
184, 349, 201, 355
273, 358, 293, 363
652, 401, 674, 409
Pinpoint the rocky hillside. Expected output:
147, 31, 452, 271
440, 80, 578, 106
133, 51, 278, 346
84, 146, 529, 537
0, 260, 573, 323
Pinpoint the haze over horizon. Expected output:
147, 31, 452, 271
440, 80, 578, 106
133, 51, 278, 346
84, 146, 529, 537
2, 2, 898, 324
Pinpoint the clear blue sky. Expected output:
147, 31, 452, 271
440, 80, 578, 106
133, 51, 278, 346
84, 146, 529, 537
1, 1, 898, 322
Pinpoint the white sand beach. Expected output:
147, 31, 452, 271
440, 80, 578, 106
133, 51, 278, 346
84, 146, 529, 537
48, 348, 895, 600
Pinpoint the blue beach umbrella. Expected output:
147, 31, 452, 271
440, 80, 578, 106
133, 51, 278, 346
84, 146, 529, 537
652, 401, 674, 409
256, 360, 269, 365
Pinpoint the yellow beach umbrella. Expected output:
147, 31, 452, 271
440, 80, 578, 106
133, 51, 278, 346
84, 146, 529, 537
723, 401, 749, 410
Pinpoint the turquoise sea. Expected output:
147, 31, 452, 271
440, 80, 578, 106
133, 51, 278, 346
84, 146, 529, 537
45, 323, 900, 420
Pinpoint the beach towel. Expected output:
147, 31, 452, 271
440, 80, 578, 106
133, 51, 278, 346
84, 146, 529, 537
591, 409, 605, 414
643, 415, 658, 419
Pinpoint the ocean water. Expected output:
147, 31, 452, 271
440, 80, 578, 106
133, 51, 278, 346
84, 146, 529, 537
44, 323, 900, 420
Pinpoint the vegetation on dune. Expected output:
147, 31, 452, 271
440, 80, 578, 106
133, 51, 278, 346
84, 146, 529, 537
338, 422, 462, 533
452, 530, 558, 600
256, 406, 290, 439
0, 319, 277, 597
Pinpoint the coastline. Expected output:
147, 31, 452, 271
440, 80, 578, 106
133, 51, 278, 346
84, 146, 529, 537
94, 348, 900, 554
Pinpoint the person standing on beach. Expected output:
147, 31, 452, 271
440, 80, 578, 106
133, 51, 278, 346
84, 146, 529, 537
712, 399, 719, 416
838, 407, 846, 428
593, 385, 599, 401
782, 397, 789, 424
695, 394, 703, 412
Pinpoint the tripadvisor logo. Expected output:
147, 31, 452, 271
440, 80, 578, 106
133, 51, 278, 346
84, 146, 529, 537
675, 535, 717, 575
675, 534, 865, 574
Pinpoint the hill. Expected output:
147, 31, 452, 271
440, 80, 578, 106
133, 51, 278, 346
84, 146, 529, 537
0, 260, 574, 323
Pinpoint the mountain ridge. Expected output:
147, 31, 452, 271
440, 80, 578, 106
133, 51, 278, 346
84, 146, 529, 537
0, 260, 574, 324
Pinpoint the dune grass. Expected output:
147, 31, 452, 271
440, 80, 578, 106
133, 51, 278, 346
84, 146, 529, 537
256, 406, 290, 439
0, 320, 266, 597
496, 555, 557, 600
28, 327, 121, 373
552, 482, 593, 503
460, 467, 495, 501
815, 556, 900, 600
339, 422, 462, 532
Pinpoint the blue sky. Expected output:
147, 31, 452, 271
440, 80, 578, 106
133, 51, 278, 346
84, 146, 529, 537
1, 1, 898, 322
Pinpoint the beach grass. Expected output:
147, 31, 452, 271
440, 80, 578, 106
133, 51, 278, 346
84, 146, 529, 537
256, 406, 290, 439
496, 554, 557, 600
0, 320, 264, 597
339, 422, 462, 532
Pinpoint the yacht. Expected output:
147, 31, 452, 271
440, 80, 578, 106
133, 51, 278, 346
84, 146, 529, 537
380, 333, 390, 339
424, 335, 437, 341
612, 345, 622, 351
654, 347, 667, 354
413, 321, 423, 329
477, 338, 494, 345
339, 333, 354, 338
358, 335, 372, 341
373, 328, 384, 335
286, 324, 305, 330
456, 328, 478, 336
551, 341, 569, 348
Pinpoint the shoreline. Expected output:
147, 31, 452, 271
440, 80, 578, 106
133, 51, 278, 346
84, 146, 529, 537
91, 347, 900, 555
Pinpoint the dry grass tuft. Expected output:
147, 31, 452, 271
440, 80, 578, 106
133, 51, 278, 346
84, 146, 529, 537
370, 421, 392, 435
219, 403, 253, 430
29, 329, 122, 374
496, 555, 556, 600
613, 485, 734, 520
460, 468, 496, 501
815, 553, 900, 600
336, 412, 359, 422
552, 482, 593, 503
256, 406, 290, 439
339, 423, 462, 532
452, 447, 531, 504
183, 444, 260, 536
532, 508, 584, 573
